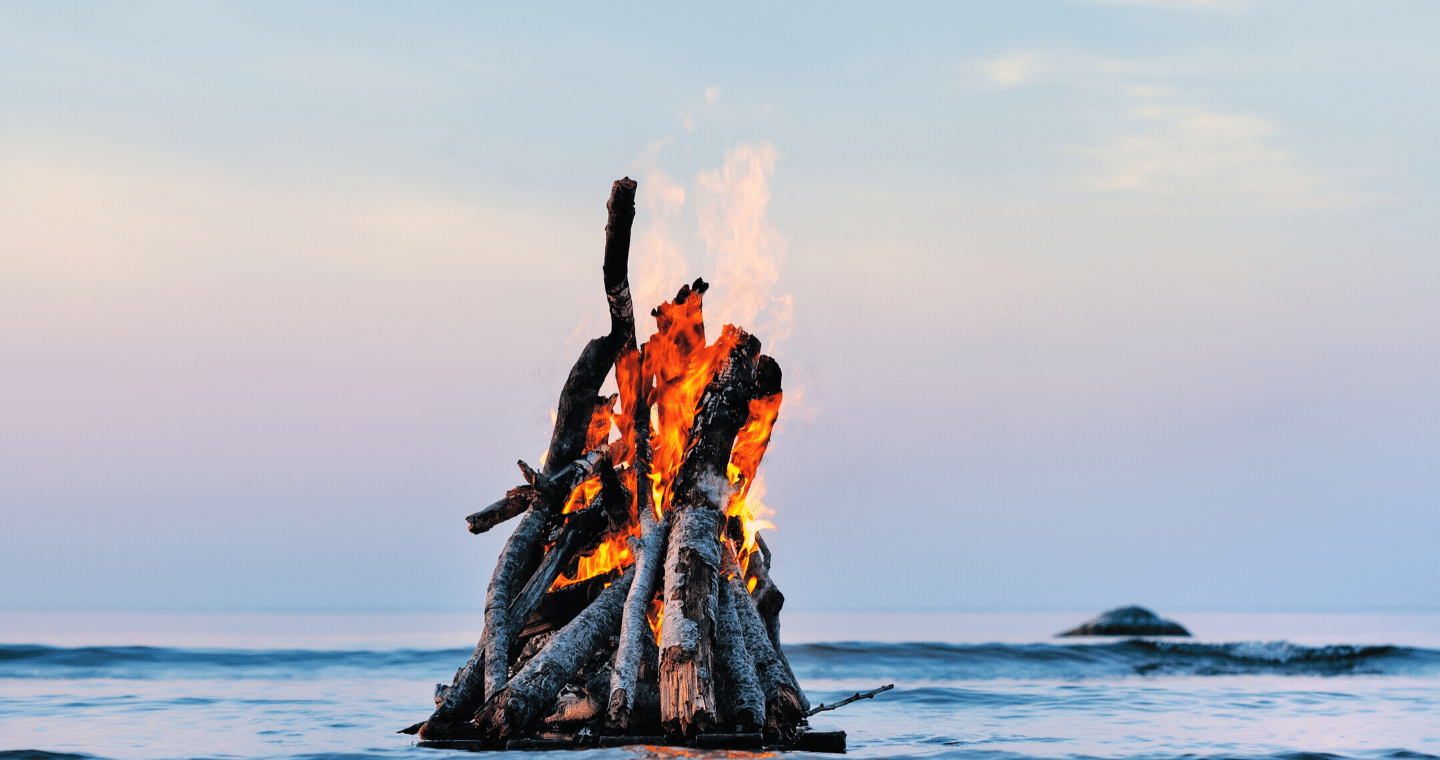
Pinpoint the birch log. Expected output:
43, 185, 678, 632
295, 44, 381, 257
606, 340, 663, 731
716, 572, 765, 731
473, 565, 636, 743
605, 507, 667, 729
722, 544, 806, 742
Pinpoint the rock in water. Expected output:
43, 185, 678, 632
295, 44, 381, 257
1058, 606, 1190, 636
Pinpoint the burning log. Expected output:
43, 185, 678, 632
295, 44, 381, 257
658, 329, 761, 740
506, 500, 610, 634
466, 447, 610, 535
606, 339, 665, 731
473, 565, 636, 743
407, 178, 845, 752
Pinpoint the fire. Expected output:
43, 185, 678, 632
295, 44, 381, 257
545, 278, 783, 596
647, 593, 664, 642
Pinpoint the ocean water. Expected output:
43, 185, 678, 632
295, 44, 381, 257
2, 612, 1437, 760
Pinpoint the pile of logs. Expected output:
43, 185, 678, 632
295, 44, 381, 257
402, 178, 841, 753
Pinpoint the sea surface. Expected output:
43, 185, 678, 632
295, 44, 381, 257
2, 612, 1437, 760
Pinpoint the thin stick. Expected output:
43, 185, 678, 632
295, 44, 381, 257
805, 684, 895, 717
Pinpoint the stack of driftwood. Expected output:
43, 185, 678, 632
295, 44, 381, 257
402, 178, 842, 753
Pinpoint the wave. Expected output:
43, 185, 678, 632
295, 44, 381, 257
786, 640, 1440, 681
4, 639, 1437, 681
0, 644, 470, 680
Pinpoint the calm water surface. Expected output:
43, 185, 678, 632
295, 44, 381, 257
2, 612, 1436, 760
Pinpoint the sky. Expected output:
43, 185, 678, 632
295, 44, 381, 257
2, 1, 1437, 615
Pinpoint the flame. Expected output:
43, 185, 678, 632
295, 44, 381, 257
647, 593, 664, 643
536, 146, 793, 600
586, 395, 617, 451
560, 476, 604, 515
546, 288, 783, 589
555, 530, 635, 589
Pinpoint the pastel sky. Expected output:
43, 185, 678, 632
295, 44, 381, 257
2, 1, 1436, 614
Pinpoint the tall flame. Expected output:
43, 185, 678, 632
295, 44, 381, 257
544, 142, 792, 595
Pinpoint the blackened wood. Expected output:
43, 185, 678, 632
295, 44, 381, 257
515, 571, 615, 641
465, 487, 535, 535
473, 565, 636, 743
470, 446, 607, 536
415, 739, 487, 751
596, 735, 667, 748
604, 177, 638, 345
671, 329, 761, 507
544, 338, 620, 480
786, 729, 847, 754
716, 573, 765, 731
535, 177, 637, 482
722, 544, 806, 743
606, 505, 668, 730
694, 733, 765, 750
506, 500, 609, 629
607, 340, 663, 732
506, 737, 576, 750
418, 632, 488, 736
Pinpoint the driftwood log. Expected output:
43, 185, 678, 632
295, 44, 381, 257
606, 505, 667, 729
722, 543, 807, 742
715, 572, 765, 731
474, 565, 636, 743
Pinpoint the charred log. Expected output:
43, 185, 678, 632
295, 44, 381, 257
465, 487, 536, 535
468, 446, 608, 536
745, 533, 807, 712
604, 177, 638, 345
506, 500, 611, 632
516, 570, 616, 642
473, 565, 636, 743
479, 505, 549, 699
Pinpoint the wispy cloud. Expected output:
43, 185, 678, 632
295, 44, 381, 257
1075, 104, 1371, 210
976, 47, 1384, 212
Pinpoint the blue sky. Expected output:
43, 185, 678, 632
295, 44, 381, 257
2, 1, 1436, 613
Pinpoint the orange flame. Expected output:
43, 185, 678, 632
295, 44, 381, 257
647, 592, 664, 644
544, 281, 783, 595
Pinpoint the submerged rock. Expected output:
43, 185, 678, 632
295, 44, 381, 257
1058, 606, 1190, 637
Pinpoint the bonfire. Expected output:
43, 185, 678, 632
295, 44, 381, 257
401, 178, 844, 752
